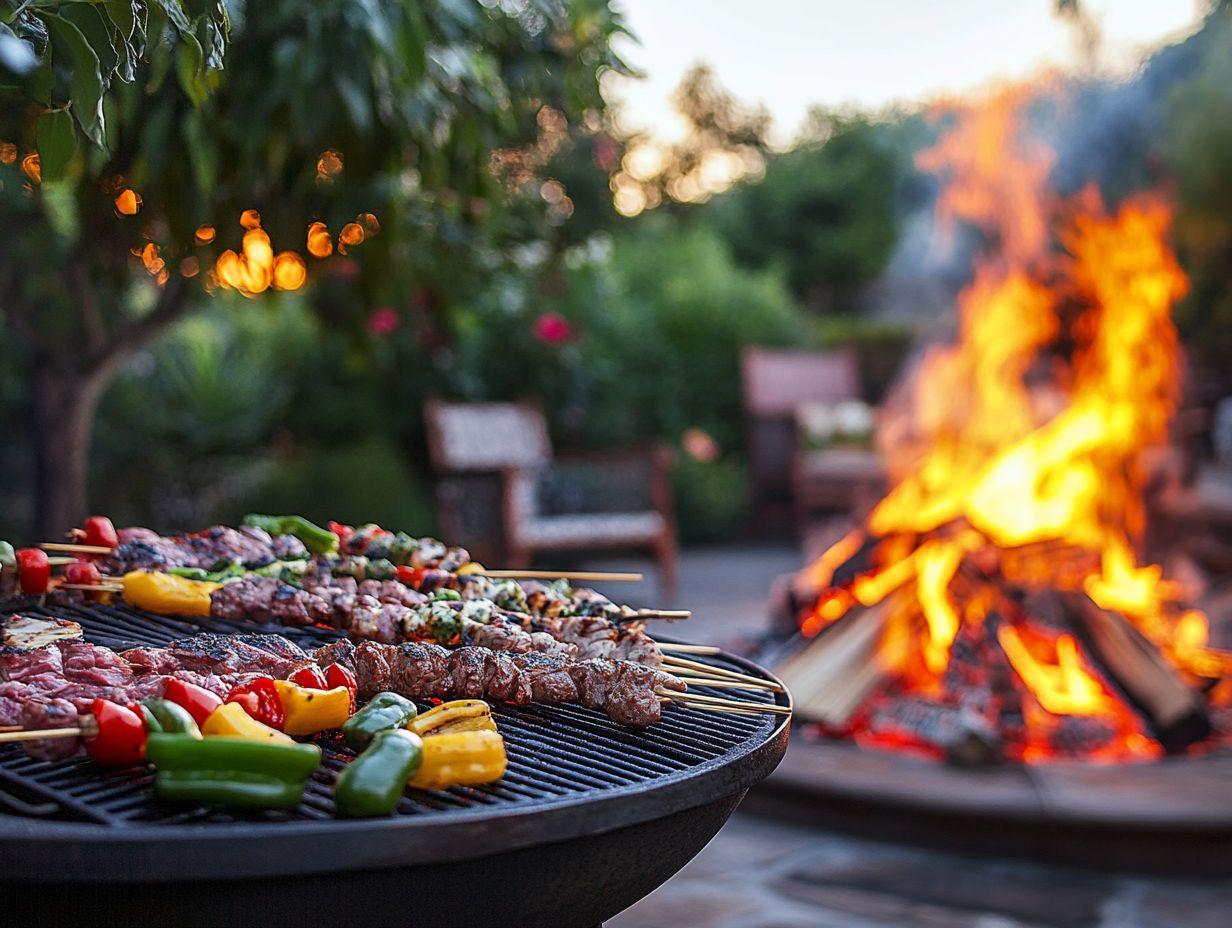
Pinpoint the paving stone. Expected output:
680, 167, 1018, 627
1132, 881, 1232, 928
770, 851, 1115, 928
670, 813, 829, 879
609, 881, 764, 928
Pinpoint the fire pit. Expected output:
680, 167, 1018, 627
774, 85, 1231, 769
0, 600, 790, 928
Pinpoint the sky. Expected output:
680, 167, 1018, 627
605, 0, 1206, 146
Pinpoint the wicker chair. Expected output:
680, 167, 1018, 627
741, 346, 886, 532
424, 400, 678, 597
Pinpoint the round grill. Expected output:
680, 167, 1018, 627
0, 599, 789, 927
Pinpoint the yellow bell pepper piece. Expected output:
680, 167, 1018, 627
407, 699, 496, 737
201, 702, 295, 744
408, 729, 507, 790
455, 562, 485, 576
123, 571, 220, 617
272, 680, 353, 736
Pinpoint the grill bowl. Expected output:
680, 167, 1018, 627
0, 600, 790, 927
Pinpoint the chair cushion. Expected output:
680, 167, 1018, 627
798, 448, 886, 479
516, 511, 666, 547
428, 403, 551, 471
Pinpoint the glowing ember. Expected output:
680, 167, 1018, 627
798, 85, 1228, 764
114, 189, 142, 215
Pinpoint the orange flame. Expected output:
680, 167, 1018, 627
800, 84, 1218, 762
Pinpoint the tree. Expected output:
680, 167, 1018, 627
0, 0, 629, 536
710, 115, 904, 312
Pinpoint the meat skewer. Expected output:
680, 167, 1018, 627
210, 574, 670, 666
0, 631, 725, 762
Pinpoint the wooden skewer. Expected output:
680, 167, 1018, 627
58, 584, 123, 593
668, 694, 792, 717
0, 727, 84, 743
661, 655, 785, 692
675, 677, 774, 690
672, 702, 770, 717
656, 687, 791, 716
479, 570, 644, 582
661, 665, 781, 692
658, 643, 720, 654
47, 557, 80, 567
40, 543, 113, 555
631, 609, 692, 621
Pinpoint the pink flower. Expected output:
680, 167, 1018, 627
682, 428, 720, 463
533, 312, 572, 344
367, 307, 400, 335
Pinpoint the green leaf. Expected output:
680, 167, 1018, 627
26, 48, 54, 104
174, 32, 206, 105
0, 24, 38, 77
153, 0, 194, 37
59, 5, 118, 83
103, 0, 138, 41
35, 109, 77, 182
113, 31, 137, 82
42, 13, 106, 146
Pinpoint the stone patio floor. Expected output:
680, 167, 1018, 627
573, 545, 1232, 928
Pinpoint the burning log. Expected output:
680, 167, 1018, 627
774, 601, 891, 726
1068, 593, 1211, 753
863, 696, 1003, 766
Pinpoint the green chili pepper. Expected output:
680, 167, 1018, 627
143, 699, 202, 737
242, 514, 339, 556
147, 734, 321, 810
168, 566, 212, 582
430, 589, 462, 602
170, 563, 247, 582
335, 729, 424, 818
0, 541, 16, 571
342, 692, 418, 752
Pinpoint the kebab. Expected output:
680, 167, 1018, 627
0, 631, 766, 750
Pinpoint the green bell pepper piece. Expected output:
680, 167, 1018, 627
242, 514, 338, 555
0, 541, 15, 571
147, 733, 321, 777
334, 729, 424, 818
342, 692, 418, 752
155, 770, 309, 810
136, 703, 162, 733
143, 699, 202, 737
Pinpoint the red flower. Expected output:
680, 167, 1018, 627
367, 307, 400, 335
533, 312, 572, 344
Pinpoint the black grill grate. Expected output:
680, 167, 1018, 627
0, 599, 785, 829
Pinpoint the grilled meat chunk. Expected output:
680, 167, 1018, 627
19, 698, 82, 761
349, 641, 681, 726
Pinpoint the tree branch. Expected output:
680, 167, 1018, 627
72, 253, 107, 353
86, 275, 193, 384
0, 260, 37, 349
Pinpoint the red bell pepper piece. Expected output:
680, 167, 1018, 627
64, 560, 102, 586
85, 699, 147, 766
324, 663, 358, 713
329, 521, 355, 550
225, 677, 286, 731
16, 548, 50, 594
288, 665, 328, 689
395, 565, 425, 589
162, 678, 224, 727
82, 516, 119, 550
